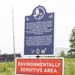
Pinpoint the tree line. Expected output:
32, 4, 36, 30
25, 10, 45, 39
59, 27, 75, 58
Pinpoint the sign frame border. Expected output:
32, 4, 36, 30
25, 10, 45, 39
15, 57, 64, 75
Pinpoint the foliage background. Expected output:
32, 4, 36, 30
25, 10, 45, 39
0, 62, 15, 75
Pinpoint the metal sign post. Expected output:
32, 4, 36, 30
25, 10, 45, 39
12, 7, 16, 62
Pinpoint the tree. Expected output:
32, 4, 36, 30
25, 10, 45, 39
0, 50, 1, 55
59, 50, 66, 57
68, 27, 75, 57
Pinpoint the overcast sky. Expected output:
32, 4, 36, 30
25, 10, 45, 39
0, 0, 75, 54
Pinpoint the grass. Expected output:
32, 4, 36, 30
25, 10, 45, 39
64, 58, 75, 75
0, 73, 14, 75
0, 62, 15, 75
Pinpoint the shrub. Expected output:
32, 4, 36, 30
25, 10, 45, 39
0, 62, 15, 74
0, 63, 8, 72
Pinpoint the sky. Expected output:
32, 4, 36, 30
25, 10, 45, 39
0, 0, 75, 54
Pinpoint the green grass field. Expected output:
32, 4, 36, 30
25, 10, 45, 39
0, 62, 15, 75
64, 58, 75, 75
0, 58, 75, 75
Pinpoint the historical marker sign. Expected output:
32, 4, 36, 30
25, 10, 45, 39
16, 58, 64, 75
24, 6, 54, 55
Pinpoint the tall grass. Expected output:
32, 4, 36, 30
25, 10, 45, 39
0, 62, 15, 75
64, 58, 75, 75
